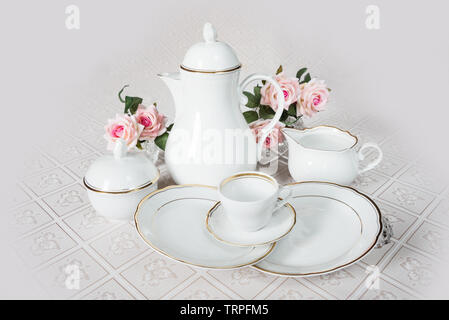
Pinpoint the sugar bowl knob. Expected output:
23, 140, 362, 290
203, 22, 217, 43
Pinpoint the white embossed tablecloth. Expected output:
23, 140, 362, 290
8, 105, 448, 300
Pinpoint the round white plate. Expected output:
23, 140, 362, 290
134, 185, 275, 269
206, 201, 296, 246
254, 181, 382, 276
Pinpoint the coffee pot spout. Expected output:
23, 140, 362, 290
158, 72, 182, 113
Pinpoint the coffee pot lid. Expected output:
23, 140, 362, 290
84, 139, 159, 193
181, 23, 241, 73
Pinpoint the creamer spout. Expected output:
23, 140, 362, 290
281, 128, 302, 146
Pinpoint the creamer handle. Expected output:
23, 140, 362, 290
358, 142, 383, 173
239, 74, 285, 161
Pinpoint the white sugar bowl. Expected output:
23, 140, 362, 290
83, 140, 160, 220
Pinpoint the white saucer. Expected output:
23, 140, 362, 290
254, 181, 383, 276
206, 201, 296, 246
134, 185, 275, 269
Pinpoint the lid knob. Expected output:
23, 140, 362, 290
113, 139, 128, 159
181, 23, 240, 72
203, 22, 217, 43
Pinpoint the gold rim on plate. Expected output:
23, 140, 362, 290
252, 181, 383, 276
134, 184, 276, 269
206, 201, 296, 247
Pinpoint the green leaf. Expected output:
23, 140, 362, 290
296, 68, 307, 81
124, 96, 143, 115
279, 109, 289, 123
166, 123, 174, 132
288, 103, 297, 116
300, 73, 311, 84
327, 88, 332, 92
155, 132, 169, 151
259, 105, 275, 119
304, 73, 311, 82
276, 65, 283, 75
284, 118, 298, 127
254, 86, 261, 100
118, 85, 129, 103
261, 80, 266, 85
136, 140, 144, 150
243, 91, 260, 108
242, 111, 259, 124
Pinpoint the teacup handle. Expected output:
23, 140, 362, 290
239, 74, 285, 161
358, 142, 383, 174
273, 186, 293, 212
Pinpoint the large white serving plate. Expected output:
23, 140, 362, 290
254, 181, 382, 276
134, 185, 275, 269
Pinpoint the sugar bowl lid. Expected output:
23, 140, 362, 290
181, 23, 241, 73
84, 140, 160, 194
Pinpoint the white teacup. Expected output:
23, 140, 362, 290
218, 171, 292, 232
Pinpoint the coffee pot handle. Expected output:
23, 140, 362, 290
358, 142, 383, 173
239, 74, 285, 161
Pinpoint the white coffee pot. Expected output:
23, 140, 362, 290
159, 23, 285, 186
282, 126, 383, 185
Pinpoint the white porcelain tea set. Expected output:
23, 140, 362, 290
83, 23, 391, 276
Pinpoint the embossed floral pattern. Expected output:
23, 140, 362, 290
230, 268, 268, 286
422, 230, 446, 251
278, 289, 305, 300
95, 291, 117, 300
56, 190, 84, 207
24, 168, 74, 196
318, 269, 355, 286
110, 232, 140, 255
392, 188, 424, 206
185, 289, 218, 300
39, 173, 62, 189
400, 257, 433, 286
43, 184, 89, 216
379, 182, 434, 214
15, 209, 38, 226
407, 222, 449, 256
372, 290, 398, 300
80, 208, 109, 229
142, 258, 177, 287
31, 232, 60, 256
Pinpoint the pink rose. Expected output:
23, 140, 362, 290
261, 73, 300, 111
104, 114, 143, 150
249, 119, 285, 150
135, 104, 167, 140
298, 79, 329, 117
